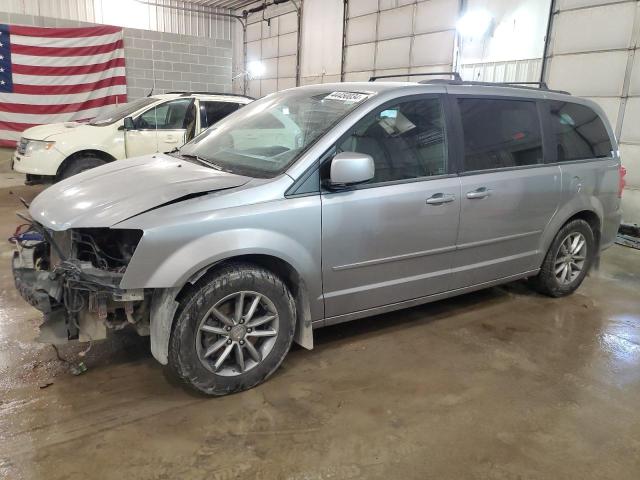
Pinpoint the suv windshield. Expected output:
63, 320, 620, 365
90, 97, 158, 126
179, 88, 374, 178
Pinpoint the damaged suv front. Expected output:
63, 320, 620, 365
12, 225, 148, 344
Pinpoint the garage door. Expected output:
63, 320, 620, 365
244, 3, 299, 97
342, 0, 460, 82
544, 0, 640, 222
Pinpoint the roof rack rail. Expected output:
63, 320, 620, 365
417, 79, 571, 95
166, 91, 255, 99
369, 72, 462, 82
483, 81, 552, 89
492, 81, 570, 94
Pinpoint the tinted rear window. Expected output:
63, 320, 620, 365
200, 101, 241, 129
548, 101, 612, 161
459, 98, 543, 171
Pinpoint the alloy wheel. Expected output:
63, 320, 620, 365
195, 291, 279, 376
554, 232, 587, 285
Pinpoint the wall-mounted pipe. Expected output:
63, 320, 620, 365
243, 0, 290, 15
340, 0, 348, 81
294, 0, 303, 86
540, 0, 556, 84
452, 0, 466, 74
242, 21, 248, 95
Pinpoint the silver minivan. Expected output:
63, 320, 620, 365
12, 78, 624, 395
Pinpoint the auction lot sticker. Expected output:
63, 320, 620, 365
324, 92, 372, 103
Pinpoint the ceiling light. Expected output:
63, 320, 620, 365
457, 10, 493, 38
247, 61, 266, 79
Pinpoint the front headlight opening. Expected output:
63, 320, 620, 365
24, 140, 56, 156
71, 228, 143, 272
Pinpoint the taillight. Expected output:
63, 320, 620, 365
619, 165, 626, 198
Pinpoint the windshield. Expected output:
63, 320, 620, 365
90, 97, 158, 126
179, 88, 374, 178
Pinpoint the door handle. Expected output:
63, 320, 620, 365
426, 193, 456, 205
466, 187, 492, 199
165, 137, 179, 143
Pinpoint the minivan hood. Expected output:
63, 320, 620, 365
22, 122, 86, 140
29, 154, 251, 230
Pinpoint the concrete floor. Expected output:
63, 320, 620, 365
1, 174, 639, 479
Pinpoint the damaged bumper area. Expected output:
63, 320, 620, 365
12, 225, 150, 344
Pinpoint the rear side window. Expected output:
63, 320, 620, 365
458, 98, 543, 171
200, 101, 241, 129
548, 101, 612, 161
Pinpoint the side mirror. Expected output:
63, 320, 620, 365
121, 116, 135, 131
329, 152, 375, 187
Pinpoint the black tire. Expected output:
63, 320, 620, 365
530, 219, 595, 297
59, 155, 106, 180
168, 262, 296, 396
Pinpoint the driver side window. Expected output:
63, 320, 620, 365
135, 99, 192, 130
335, 96, 447, 185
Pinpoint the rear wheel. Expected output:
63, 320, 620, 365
530, 219, 595, 297
59, 155, 106, 181
168, 263, 296, 396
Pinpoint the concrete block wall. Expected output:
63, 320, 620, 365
123, 29, 232, 99
0, 11, 232, 101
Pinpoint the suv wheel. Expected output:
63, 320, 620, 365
530, 219, 595, 297
168, 263, 296, 396
59, 155, 106, 181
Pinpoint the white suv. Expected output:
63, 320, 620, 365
12, 92, 253, 184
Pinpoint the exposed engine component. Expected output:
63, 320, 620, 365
71, 228, 143, 271
11, 223, 149, 344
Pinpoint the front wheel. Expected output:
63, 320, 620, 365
530, 219, 595, 297
59, 155, 106, 181
168, 263, 296, 396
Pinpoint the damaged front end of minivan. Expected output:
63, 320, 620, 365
12, 223, 150, 344
10, 153, 256, 349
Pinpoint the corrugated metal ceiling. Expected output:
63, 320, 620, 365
182, 0, 258, 9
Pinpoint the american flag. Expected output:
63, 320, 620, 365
0, 24, 127, 147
